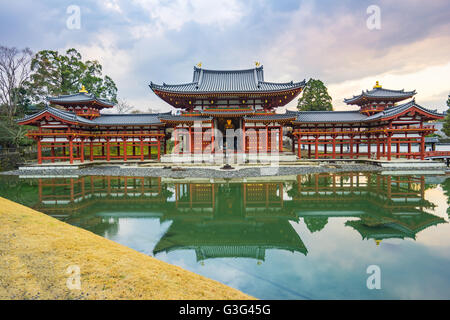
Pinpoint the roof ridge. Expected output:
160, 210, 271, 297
100, 113, 160, 116
194, 66, 263, 73
297, 110, 359, 113
370, 87, 415, 94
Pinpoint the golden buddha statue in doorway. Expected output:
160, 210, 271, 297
224, 119, 234, 129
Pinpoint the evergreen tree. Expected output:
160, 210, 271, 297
297, 78, 333, 111
442, 94, 450, 137
24, 48, 118, 107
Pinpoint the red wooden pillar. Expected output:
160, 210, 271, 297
297, 135, 301, 159
367, 135, 371, 158
37, 139, 42, 164
387, 134, 392, 161
308, 141, 311, 158
376, 136, 380, 160
349, 135, 354, 159
106, 139, 110, 161
340, 138, 343, 158
174, 128, 178, 154
140, 139, 144, 161
396, 142, 400, 158
164, 135, 167, 154
123, 139, 127, 161
211, 121, 215, 153
292, 132, 296, 153
189, 126, 193, 153
241, 121, 245, 153
69, 138, 74, 164
420, 134, 425, 160
314, 135, 318, 159
157, 138, 161, 161
80, 139, 84, 163
279, 126, 283, 152
266, 125, 269, 152
356, 139, 359, 158
332, 135, 336, 159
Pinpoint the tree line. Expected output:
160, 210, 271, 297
1, 44, 448, 149
0, 46, 118, 149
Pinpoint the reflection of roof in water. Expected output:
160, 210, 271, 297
153, 220, 308, 261
345, 211, 446, 240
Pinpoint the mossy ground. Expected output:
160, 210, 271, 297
0, 197, 253, 300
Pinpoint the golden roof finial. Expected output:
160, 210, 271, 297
375, 239, 382, 246
373, 81, 382, 89
255, 61, 261, 67
197, 62, 202, 68
79, 85, 88, 93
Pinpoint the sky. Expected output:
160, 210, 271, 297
1, 0, 449, 113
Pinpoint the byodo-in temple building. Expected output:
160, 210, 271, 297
17, 65, 444, 164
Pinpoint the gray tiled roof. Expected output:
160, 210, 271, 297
92, 114, 164, 126
17, 106, 94, 124
293, 110, 369, 123
344, 87, 416, 104
365, 100, 443, 120
244, 113, 297, 121
291, 100, 443, 124
48, 92, 115, 107
150, 66, 306, 94
158, 114, 212, 122
202, 110, 255, 116
17, 106, 166, 126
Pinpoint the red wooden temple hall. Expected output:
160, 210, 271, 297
18, 86, 168, 164
291, 81, 443, 160
17, 65, 443, 164
149, 65, 306, 154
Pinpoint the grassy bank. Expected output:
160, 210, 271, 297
0, 197, 253, 300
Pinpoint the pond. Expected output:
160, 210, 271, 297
1, 172, 449, 299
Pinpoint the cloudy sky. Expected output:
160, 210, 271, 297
1, 0, 449, 113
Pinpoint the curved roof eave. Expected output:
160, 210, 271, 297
149, 81, 305, 95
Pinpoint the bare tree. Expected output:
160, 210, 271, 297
146, 107, 159, 114
129, 107, 160, 114
0, 46, 33, 119
112, 99, 133, 114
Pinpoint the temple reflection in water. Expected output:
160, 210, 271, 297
31, 173, 446, 261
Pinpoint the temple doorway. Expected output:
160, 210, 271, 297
216, 118, 241, 152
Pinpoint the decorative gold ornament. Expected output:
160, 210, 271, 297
79, 85, 88, 93
373, 81, 382, 89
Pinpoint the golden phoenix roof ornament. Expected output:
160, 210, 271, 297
79, 85, 88, 93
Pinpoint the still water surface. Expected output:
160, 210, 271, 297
1, 173, 449, 299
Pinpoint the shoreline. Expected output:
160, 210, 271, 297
0, 196, 253, 300
1, 163, 447, 178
